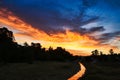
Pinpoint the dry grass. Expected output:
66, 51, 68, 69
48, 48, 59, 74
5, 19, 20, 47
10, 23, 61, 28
81, 62, 120, 80
0, 61, 79, 80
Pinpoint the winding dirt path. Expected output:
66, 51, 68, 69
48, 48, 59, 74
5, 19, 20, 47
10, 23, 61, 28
68, 63, 86, 80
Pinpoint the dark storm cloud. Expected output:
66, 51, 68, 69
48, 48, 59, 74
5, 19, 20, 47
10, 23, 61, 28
88, 26, 105, 33
96, 31, 120, 43
0, 0, 99, 34
71, 26, 105, 35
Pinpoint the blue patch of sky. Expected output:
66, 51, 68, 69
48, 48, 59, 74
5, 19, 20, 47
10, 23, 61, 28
85, 0, 120, 32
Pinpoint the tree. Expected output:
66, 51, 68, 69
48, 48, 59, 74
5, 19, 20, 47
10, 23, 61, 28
100, 51, 103, 55
0, 27, 16, 63
0, 27, 15, 43
24, 42, 29, 47
91, 49, 99, 56
109, 49, 114, 55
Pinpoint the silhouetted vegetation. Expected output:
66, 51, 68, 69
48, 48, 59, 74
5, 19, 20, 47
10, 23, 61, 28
0, 27, 120, 64
80, 49, 120, 63
80, 49, 120, 80
0, 27, 77, 63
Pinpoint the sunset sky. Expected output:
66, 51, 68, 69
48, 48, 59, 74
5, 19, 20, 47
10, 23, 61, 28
0, 0, 120, 56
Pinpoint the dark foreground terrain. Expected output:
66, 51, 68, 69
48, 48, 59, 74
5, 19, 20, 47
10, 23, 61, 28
81, 62, 120, 80
0, 61, 79, 80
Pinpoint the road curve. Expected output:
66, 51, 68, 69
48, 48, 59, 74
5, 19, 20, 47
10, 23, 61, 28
68, 63, 86, 80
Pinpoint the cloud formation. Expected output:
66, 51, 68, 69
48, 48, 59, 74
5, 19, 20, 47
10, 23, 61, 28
0, 8, 119, 56
96, 31, 120, 43
0, 0, 120, 55
0, 0, 99, 34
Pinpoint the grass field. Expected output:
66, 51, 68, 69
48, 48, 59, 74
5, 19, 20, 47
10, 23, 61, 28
1, 61, 119, 80
0, 61, 79, 80
81, 62, 120, 80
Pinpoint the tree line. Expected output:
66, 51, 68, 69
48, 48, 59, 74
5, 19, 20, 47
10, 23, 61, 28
0, 27, 77, 63
0, 27, 120, 64
80, 49, 120, 63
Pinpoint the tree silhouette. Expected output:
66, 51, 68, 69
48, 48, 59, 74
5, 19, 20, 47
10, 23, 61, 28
109, 49, 114, 55
91, 49, 99, 56
0, 27, 120, 63
0, 27, 16, 63
0, 27, 15, 43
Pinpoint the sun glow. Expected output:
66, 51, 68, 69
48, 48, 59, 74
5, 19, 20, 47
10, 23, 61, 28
0, 8, 119, 56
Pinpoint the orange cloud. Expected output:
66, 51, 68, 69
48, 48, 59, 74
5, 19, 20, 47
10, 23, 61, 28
0, 8, 119, 56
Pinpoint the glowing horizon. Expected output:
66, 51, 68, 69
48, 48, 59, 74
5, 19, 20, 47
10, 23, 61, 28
0, 8, 119, 56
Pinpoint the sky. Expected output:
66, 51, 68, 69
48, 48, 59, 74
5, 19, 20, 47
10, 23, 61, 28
0, 0, 120, 56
